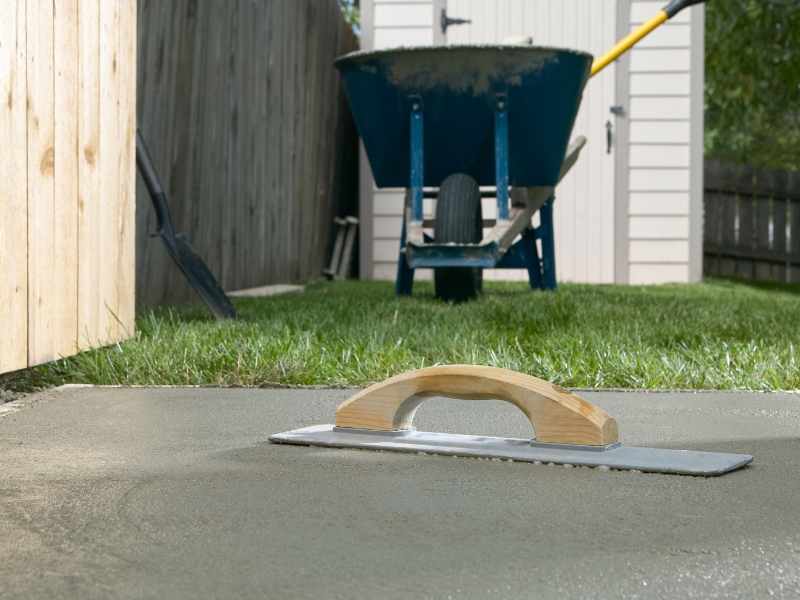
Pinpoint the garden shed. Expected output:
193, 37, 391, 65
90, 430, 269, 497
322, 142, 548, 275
357, 0, 705, 285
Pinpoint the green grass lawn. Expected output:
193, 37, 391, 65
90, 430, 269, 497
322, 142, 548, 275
7, 278, 800, 391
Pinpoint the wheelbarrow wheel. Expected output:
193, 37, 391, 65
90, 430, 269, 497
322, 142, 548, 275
434, 173, 483, 303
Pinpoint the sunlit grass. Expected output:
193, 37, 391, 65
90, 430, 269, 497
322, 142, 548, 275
11, 277, 800, 390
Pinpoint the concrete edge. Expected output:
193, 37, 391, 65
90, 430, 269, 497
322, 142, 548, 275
41, 384, 800, 394
3, 384, 797, 423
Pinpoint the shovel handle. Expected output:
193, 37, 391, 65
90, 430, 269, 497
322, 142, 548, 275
135, 127, 177, 242
335, 365, 619, 446
591, 0, 704, 77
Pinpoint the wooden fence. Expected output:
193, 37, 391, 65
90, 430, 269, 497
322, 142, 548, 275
704, 161, 800, 283
1, 0, 136, 374
136, 0, 359, 307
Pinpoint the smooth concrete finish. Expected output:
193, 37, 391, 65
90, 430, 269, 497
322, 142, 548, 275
2, 386, 800, 599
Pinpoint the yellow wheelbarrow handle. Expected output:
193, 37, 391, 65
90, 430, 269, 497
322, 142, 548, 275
590, 0, 704, 77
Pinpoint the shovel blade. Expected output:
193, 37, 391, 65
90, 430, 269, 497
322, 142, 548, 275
168, 233, 238, 320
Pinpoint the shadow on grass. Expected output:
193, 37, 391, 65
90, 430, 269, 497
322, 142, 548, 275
704, 275, 800, 296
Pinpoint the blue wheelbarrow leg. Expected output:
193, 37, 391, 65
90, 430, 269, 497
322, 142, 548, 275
395, 213, 415, 296
495, 226, 543, 290
537, 198, 557, 291
396, 96, 425, 297
522, 227, 543, 290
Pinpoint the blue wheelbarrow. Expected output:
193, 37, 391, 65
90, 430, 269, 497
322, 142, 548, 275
335, 0, 703, 302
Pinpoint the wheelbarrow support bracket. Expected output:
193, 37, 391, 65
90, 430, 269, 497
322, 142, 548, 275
409, 96, 424, 226
494, 94, 510, 224
400, 137, 585, 284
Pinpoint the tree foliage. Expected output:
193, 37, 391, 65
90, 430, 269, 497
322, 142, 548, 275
705, 0, 800, 170
338, 0, 360, 34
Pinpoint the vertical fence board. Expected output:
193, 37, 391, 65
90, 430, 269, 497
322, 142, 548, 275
773, 170, 788, 282
134, 0, 358, 307
98, 0, 120, 342
791, 174, 800, 283
0, 0, 28, 373
53, 0, 80, 358
0, 0, 135, 375
702, 161, 720, 276
27, 0, 56, 366
736, 165, 754, 278
704, 160, 800, 284
719, 181, 737, 278
135, 0, 183, 308
754, 167, 772, 280
77, 0, 101, 349
117, 0, 137, 336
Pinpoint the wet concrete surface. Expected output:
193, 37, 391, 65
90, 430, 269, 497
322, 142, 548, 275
1, 386, 799, 599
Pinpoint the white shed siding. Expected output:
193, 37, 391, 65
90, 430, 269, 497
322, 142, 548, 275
361, 0, 439, 282
626, 0, 703, 284
444, 0, 619, 284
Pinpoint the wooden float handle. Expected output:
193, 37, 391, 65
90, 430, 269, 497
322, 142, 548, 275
335, 365, 618, 446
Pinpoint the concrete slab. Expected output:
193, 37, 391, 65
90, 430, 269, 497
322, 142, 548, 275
1, 386, 799, 599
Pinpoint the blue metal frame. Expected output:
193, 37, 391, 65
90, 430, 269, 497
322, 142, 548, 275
495, 227, 543, 290
409, 96, 424, 226
395, 217, 414, 296
395, 94, 559, 295
537, 198, 557, 290
494, 94, 510, 224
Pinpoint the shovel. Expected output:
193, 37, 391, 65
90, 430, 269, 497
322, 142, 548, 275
591, 0, 705, 77
136, 128, 238, 321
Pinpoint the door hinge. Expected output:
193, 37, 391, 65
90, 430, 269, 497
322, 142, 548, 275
440, 8, 471, 34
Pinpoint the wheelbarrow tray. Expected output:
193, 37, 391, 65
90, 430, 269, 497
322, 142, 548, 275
335, 45, 593, 189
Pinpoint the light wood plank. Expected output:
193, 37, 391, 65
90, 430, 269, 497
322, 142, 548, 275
117, 0, 136, 337
629, 239, 689, 263
631, 72, 691, 96
0, 0, 28, 372
53, 0, 80, 358
630, 48, 690, 72
629, 168, 690, 192
630, 97, 690, 120
335, 365, 619, 446
629, 144, 690, 168
629, 192, 690, 215
629, 217, 689, 240
77, 0, 100, 349
628, 262, 689, 284
630, 120, 690, 144
374, 4, 433, 27
98, 0, 120, 343
26, 0, 56, 366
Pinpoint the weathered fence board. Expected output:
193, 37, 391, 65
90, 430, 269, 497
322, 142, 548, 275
704, 160, 800, 283
135, 0, 359, 307
27, 0, 57, 364
0, 0, 136, 373
77, 0, 101, 349
54, 0, 80, 358
0, 0, 28, 374
118, 0, 137, 338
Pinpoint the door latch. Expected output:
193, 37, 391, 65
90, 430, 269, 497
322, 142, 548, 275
440, 9, 471, 34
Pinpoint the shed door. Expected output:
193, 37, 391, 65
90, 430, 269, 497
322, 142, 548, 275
445, 0, 619, 284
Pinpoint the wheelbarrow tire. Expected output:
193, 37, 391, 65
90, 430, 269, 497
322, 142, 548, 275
434, 173, 483, 303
